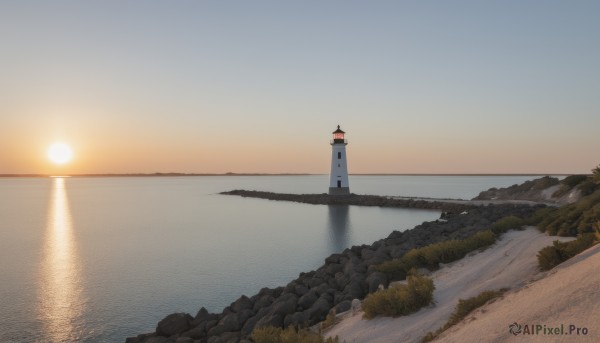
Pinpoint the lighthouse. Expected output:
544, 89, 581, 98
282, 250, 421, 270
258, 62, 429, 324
329, 125, 350, 195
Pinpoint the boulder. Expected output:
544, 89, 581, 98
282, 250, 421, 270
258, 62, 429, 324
297, 290, 318, 310
254, 313, 283, 329
144, 337, 169, 343
333, 272, 349, 290
307, 277, 324, 288
366, 272, 388, 293
334, 300, 352, 314
181, 324, 206, 339
344, 281, 365, 300
238, 309, 254, 326
294, 284, 309, 297
269, 293, 298, 317
230, 295, 253, 313
192, 307, 218, 327
252, 295, 274, 312
283, 311, 308, 327
219, 312, 241, 332
325, 263, 344, 276
174, 338, 194, 343
156, 313, 193, 337
304, 297, 331, 323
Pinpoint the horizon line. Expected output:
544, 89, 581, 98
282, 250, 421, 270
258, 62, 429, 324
0, 172, 581, 178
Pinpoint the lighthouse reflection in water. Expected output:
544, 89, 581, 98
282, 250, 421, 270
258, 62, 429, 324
38, 177, 87, 343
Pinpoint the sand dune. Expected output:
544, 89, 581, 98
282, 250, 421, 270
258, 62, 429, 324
324, 227, 583, 343
436, 241, 600, 343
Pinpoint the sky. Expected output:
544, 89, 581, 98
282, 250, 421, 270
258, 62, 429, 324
1, 1, 599, 175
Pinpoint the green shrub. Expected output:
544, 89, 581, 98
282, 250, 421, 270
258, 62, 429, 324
537, 188, 600, 236
529, 207, 558, 228
577, 180, 599, 196
537, 233, 597, 271
592, 164, 600, 184
362, 273, 435, 319
490, 215, 525, 235
320, 310, 337, 330
377, 230, 497, 280
252, 326, 338, 343
537, 245, 564, 271
422, 288, 507, 342
562, 175, 588, 188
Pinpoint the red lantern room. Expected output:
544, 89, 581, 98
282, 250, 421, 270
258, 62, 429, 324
332, 125, 346, 143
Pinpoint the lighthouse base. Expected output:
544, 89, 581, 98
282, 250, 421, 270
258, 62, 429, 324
329, 187, 350, 196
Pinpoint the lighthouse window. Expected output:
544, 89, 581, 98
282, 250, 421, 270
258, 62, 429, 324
337, 152, 341, 159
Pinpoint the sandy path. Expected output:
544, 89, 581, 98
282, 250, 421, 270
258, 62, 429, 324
324, 227, 573, 343
436, 243, 600, 343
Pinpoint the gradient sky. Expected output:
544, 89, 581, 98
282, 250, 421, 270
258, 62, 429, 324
1, 1, 599, 175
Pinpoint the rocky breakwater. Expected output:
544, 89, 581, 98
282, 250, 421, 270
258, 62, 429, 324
220, 190, 471, 212
126, 201, 542, 343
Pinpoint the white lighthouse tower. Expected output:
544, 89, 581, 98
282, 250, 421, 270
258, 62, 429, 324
329, 125, 350, 195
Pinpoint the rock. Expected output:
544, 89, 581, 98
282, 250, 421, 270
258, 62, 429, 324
269, 293, 298, 317
144, 337, 169, 343
192, 307, 218, 327
205, 319, 218, 332
284, 311, 308, 327
156, 313, 193, 337
174, 338, 194, 343
325, 253, 343, 264
333, 272, 349, 290
334, 300, 352, 314
304, 297, 330, 323
252, 295, 273, 312
213, 332, 240, 343
367, 272, 388, 293
240, 315, 259, 337
325, 263, 343, 276
181, 324, 206, 339
230, 295, 253, 313
240, 305, 270, 336
238, 309, 254, 326
297, 290, 318, 310
344, 281, 365, 300
254, 313, 283, 329
307, 277, 324, 288
294, 284, 309, 297
351, 299, 362, 313
219, 312, 241, 332
314, 283, 330, 296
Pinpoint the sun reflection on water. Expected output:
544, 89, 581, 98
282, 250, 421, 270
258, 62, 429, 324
38, 177, 86, 342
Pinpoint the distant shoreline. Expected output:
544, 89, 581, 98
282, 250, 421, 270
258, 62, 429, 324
0, 173, 575, 178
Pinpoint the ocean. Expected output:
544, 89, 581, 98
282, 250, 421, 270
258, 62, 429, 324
0, 175, 540, 342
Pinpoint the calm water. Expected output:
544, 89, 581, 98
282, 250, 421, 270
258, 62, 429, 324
0, 175, 539, 342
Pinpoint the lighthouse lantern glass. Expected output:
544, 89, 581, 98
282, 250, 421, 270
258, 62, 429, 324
334, 132, 344, 140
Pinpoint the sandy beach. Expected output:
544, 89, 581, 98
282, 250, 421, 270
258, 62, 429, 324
324, 227, 582, 343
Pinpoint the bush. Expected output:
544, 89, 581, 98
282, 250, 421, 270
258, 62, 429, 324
252, 326, 338, 343
577, 180, 599, 196
537, 245, 563, 271
422, 289, 507, 342
490, 216, 526, 235
562, 175, 588, 188
377, 230, 497, 280
362, 273, 435, 319
528, 207, 558, 227
537, 233, 597, 271
537, 188, 600, 236
592, 164, 600, 184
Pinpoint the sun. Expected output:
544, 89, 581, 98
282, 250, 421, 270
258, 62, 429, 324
47, 143, 74, 165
